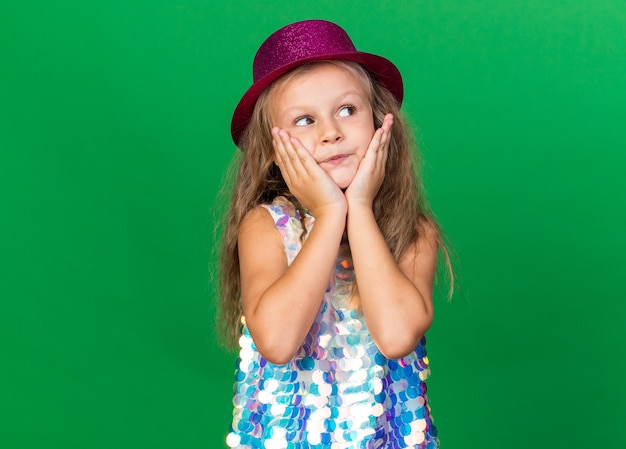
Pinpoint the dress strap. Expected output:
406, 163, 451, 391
259, 196, 314, 266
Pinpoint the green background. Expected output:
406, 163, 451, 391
2, 0, 625, 447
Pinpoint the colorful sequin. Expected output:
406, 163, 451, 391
227, 196, 439, 448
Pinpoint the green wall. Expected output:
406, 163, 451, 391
2, 1, 625, 448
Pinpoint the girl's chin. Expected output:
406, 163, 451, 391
327, 170, 357, 190
333, 178, 354, 191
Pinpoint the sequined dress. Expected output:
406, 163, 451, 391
227, 196, 439, 449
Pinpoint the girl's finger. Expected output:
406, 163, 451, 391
368, 128, 384, 156
379, 114, 393, 149
273, 128, 298, 184
375, 114, 393, 167
273, 127, 317, 186
286, 135, 310, 172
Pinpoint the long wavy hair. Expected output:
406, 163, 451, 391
216, 60, 453, 348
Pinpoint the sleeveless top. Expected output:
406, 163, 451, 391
226, 196, 439, 449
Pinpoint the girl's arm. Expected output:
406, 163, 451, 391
238, 129, 346, 365
345, 114, 437, 359
347, 210, 438, 359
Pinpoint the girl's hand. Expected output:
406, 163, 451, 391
272, 127, 347, 218
345, 114, 394, 208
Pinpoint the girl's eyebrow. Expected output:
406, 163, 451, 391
279, 90, 366, 115
330, 89, 366, 102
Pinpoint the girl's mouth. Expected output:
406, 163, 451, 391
323, 154, 349, 165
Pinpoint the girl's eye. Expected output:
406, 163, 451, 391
338, 105, 356, 117
294, 116, 314, 127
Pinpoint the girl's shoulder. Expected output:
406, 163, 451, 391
239, 196, 312, 264
239, 195, 310, 236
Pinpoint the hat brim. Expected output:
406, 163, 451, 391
230, 52, 403, 148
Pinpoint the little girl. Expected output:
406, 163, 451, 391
219, 20, 450, 449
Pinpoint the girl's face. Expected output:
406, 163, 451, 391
269, 63, 375, 190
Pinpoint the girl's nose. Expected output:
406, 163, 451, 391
319, 119, 343, 144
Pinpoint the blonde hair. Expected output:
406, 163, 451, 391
216, 60, 453, 348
